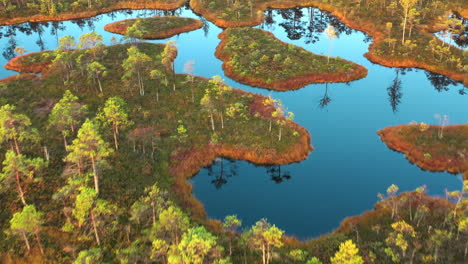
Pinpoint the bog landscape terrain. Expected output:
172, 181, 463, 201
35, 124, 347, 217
0, 0, 466, 263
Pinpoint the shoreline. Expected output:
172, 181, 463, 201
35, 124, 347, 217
192, 0, 466, 86
104, 17, 204, 39
169, 87, 313, 223
378, 124, 468, 180
4, 51, 53, 73
215, 29, 368, 91
0, 0, 185, 26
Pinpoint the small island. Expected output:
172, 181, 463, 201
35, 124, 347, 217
215, 27, 367, 91
190, 0, 313, 28
4, 51, 55, 73
378, 123, 468, 179
192, 0, 466, 86
104, 16, 204, 39
1, 39, 313, 263
0, 0, 185, 25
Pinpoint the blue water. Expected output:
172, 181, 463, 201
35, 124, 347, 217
0, 7, 465, 240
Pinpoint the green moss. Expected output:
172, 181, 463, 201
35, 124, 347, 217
106, 16, 203, 40
0, 43, 308, 261
0, 0, 184, 24
217, 27, 363, 89
194, 0, 465, 83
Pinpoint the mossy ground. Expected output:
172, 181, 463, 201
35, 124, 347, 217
0, 42, 311, 262
378, 124, 468, 178
192, 0, 466, 85
104, 16, 203, 39
0, 0, 185, 25
216, 27, 367, 90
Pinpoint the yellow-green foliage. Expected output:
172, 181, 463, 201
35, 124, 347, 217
219, 28, 356, 82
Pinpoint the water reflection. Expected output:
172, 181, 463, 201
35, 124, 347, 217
2, 34, 16, 60
266, 165, 291, 184
261, 7, 355, 44
0, 5, 465, 240
387, 69, 402, 113
425, 72, 466, 94
278, 8, 308, 40
318, 83, 332, 109
449, 12, 467, 49
435, 12, 467, 50
207, 158, 238, 189
205, 159, 294, 188
0, 8, 185, 61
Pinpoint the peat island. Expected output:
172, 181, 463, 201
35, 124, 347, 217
104, 16, 204, 39
216, 27, 367, 90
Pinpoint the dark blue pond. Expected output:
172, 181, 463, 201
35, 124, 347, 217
0, 7, 466, 240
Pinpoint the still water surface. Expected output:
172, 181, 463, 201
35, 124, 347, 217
0, 6, 466, 239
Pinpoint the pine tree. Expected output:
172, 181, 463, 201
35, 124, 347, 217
48, 90, 87, 149
9, 205, 45, 255
97, 97, 133, 150
64, 119, 113, 193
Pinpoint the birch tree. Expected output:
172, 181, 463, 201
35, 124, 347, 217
399, 0, 418, 44
324, 25, 337, 63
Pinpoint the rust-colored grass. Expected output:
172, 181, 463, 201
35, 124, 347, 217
4, 51, 53, 74
190, 0, 319, 28
169, 88, 313, 222
192, 0, 466, 86
0, 0, 186, 26
378, 124, 468, 179
0, 74, 38, 83
104, 16, 203, 40
215, 28, 367, 91
335, 192, 454, 233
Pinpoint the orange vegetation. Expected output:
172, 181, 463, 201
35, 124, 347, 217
215, 30, 368, 91
0, 0, 186, 26
307, 3, 467, 87
193, 0, 466, 86
169, 88, 313, 221
104, 17, 204, 40
190, 0, 320, 28
378, 124, 468, 179
335, 191, 454, 233
4, 51, 53, 74
0, 73, 38, 83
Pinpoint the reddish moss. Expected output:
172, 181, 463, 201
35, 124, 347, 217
169, 85, 313, 221
190, 0, 319, 28
335, 192, 454, 233
378, 124, 468, 179
0, 73, 38, 83
104, 17, 203, 40
0, 0, 185, 26
193, 0, 465, 86
215, 28, 367, 91
4, 51, 53, 74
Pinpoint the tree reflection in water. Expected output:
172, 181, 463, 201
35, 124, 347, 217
318, 83, 332, 109
266, 165, 291, 184
207, 158, 238, 189
206, 159, 294, 188
387, 69, 403, 113
425, 71, 466, 95
265, 7, 355, 44
450, 12, 467, 48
